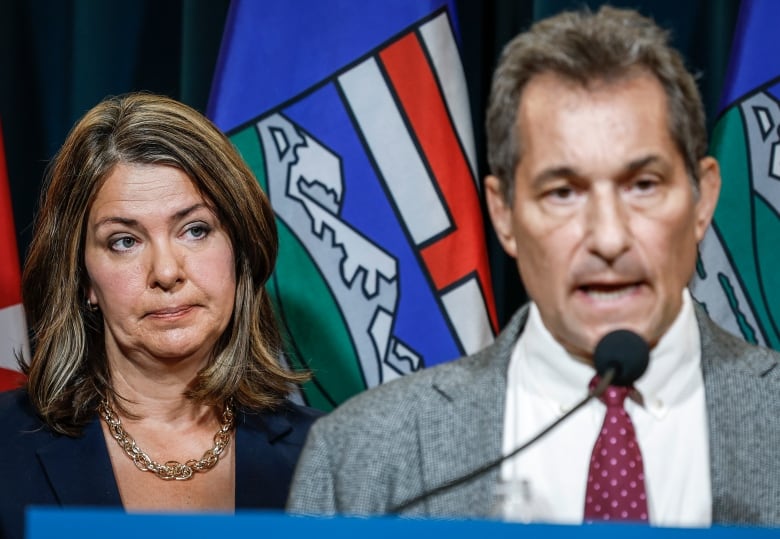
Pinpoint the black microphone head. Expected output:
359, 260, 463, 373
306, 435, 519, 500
594, 329, 650, 386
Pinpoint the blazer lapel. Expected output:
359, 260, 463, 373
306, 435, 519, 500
36, 416, 121, 506
417, 307, 529, 516
36, 409, 300, 510
234, 409, 296, 509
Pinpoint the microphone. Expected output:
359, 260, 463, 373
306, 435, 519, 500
593, 329, 650, 387
390, 329, 650, 514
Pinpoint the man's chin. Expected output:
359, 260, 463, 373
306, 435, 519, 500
559, 323, 651, 363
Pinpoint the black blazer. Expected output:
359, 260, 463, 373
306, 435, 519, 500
0, 389, 322, 539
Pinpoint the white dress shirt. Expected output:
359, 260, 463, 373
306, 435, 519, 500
500, 291, 711, 527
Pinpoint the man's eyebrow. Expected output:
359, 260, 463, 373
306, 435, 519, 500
624, 154, 664, 173
531, 166, 582, 189
531, 155, 666, 188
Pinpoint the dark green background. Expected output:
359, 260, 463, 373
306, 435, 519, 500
0, 0, 741, 326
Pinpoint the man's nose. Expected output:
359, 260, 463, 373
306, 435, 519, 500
584, 187, 631, 262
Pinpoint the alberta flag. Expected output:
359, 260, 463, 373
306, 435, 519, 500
209, 1, 497, 410
0, 121, 28, 391
690, 0, 780, 349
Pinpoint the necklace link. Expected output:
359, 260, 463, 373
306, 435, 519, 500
99, 399, 235, 481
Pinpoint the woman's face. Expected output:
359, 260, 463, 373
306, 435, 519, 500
84, 162, 236, 368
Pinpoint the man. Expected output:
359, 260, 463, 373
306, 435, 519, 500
287, 6, 780, 526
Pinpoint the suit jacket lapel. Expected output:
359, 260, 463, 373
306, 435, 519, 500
697, 306, 779, 524
417, 306, 529, 516
36, 416, 122, 506
400, 303, 778, 522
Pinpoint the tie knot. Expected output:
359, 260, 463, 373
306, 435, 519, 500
589, 376, 631, 407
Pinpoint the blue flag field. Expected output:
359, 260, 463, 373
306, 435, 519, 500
209, 1, 497, 409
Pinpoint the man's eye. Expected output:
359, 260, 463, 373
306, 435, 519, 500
631, 178, 659, 194
547, 186, 576, 200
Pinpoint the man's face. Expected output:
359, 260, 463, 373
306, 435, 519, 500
486, 71, 720, 360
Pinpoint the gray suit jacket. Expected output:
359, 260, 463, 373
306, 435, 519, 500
288, 305, 780, 525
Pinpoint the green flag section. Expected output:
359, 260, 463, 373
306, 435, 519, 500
231, 127, 365, 409
690, 0, 780, 349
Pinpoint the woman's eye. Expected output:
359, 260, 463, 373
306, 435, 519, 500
110, 236, 136, 252
186, 224, 210, 239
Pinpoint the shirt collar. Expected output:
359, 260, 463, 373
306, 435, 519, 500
515, 303, 594, 410
514, 290, 702, 417
635, 290, 702, 417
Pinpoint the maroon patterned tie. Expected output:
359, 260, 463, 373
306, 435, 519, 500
584, 376, 648, 523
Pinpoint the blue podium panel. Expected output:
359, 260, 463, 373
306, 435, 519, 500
26, 508, 779, 539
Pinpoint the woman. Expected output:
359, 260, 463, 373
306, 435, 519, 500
0, 93, 321, 539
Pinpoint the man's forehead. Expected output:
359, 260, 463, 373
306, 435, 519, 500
516, 70, 673, 146
513, 71, 685, 181
526, 64, 657, 90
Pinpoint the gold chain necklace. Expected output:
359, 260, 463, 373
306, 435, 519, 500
99, 399, 235, 481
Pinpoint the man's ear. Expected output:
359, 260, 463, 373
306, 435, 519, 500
694, 156, 722, 242
485, 175, 518, 258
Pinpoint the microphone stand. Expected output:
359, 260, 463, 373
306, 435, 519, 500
390, 369, 617, 513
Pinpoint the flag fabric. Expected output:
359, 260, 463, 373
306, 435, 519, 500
209, 1, 497, 410
0, 121, 29, 391
690, 0, 780, 349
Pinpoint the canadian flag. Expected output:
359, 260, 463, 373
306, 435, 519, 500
0, 121, 28, 391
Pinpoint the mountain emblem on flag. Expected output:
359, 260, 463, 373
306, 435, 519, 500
259, 112, 422, 387
691, 89, 780, 349
227, 9, 497, 409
